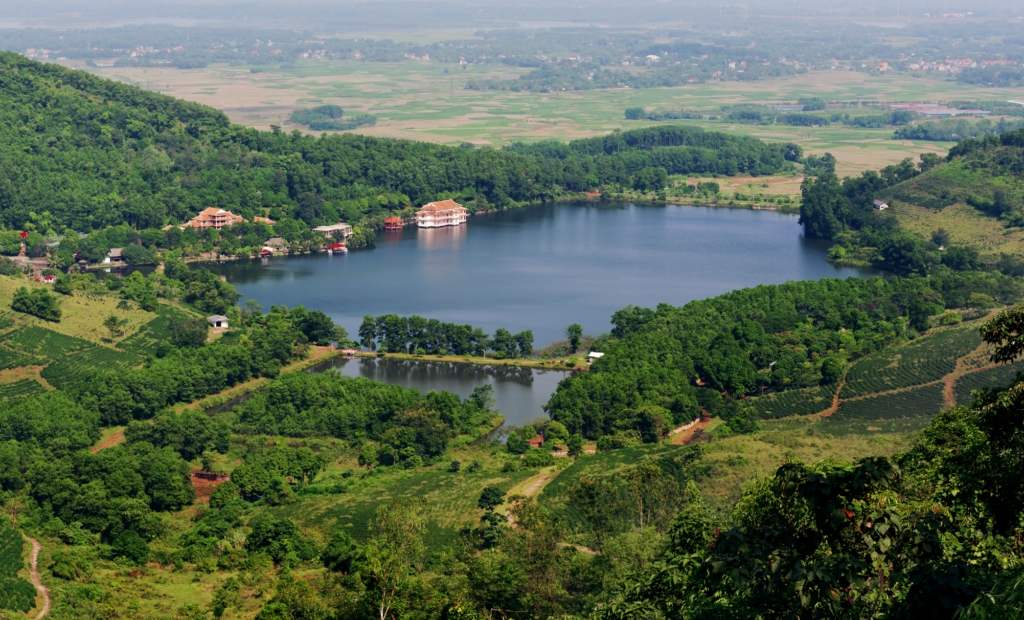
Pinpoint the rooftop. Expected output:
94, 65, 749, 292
419, 199, 466, 213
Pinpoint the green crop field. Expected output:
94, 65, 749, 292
841, 327, 981, 398
824, 384, 945, 436
747, 385, 834, 419
954, 362, 1024, 406
0, 346, 39, 371
0, 379, 45, 403
0, 326, 95, 361
41, 346, 144, 391
271, 444, 539, 550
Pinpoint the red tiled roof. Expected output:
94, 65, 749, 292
419, 199, 466, 213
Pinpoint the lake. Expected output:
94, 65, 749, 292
209, 202, 865, 345
313, 356, 570, 427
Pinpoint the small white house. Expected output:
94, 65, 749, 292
207, 315, 229, 330
873, 199, 889, 211
587, 351, 605, 364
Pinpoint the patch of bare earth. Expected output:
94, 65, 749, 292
90, 427, 125, 454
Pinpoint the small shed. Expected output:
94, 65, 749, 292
587, 351, 605, 364
264, 237, 289, 252
207, 315, 230, 329
104, 248, 125, 264
527, 435, 545, 449
872, 199, 889, 211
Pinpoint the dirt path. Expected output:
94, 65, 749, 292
509, 466, 559, 500
502, 466, 559, 528
815, 370, 848, 418
26, 537, 49, 619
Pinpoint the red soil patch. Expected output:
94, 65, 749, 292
90, 428, 125, 454
191, 471, 230, 503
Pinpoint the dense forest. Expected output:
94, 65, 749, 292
0, 52, 795, 241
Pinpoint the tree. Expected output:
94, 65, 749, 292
566, 323, 583, 353
798, 172, 847, 240
360, 504, 426, 620
514, 330, 534, 357
170, 317, 209, 348
321, 528, 361, 574
567, 434, 584, 458
53, 275, 72, 295
103, 315, 128, 340
478, 486, 505, 511
120, 272, 157, 311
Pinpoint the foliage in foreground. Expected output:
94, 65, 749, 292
594, 305, 1024, 619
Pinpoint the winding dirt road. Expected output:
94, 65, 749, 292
26, 537, 49, 619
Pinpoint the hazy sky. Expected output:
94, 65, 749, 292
0, 1, 1021, 31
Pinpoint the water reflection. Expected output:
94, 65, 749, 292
415, 224, 467, 251
315, 357, 569, 426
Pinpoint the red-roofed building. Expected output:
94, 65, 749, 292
527, 435, 544, 449
415, 199, 468, 228
185, 207, 245, 230
383, 216, 404, 230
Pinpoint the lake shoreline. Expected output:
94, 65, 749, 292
209, 202, 864, 344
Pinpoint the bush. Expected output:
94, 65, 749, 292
10, 287, 60, 321
522, 448, 555, 467
596, 431, 643, 451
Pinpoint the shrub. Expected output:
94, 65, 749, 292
10, 287, 60, 321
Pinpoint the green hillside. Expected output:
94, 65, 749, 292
0, 51, 794, 236
882, 130, 1024, 255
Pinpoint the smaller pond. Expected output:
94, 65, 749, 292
314, 357, 570, 427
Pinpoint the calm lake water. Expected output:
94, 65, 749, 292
314, 357, 569, 427
209, 203, 865, 345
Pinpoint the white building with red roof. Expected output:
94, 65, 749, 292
185, 207, 245, 230
415, 199, 468, 228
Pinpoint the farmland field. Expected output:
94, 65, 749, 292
80, 61, 1024, 177
953, 361, 1024, 406
747, 385, 834, 419
0, 326, 94, 360
41, 345, 144, 391
0, 379, 45, 403
824, 384, 945, 435
841, 327, 982, 398
118, 303, 198, 355
271, 442, 541, 551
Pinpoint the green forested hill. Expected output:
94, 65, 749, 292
0, 52, 795, 232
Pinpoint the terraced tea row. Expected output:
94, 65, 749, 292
953, 362, 1024, 406
822, 384, 945, 436
841, 327, 982, 398
747, 386, 834, 419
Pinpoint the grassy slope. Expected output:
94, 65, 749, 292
884, 146, 1024, 256
0, 275, 202, 396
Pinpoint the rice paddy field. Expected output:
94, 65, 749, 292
80, 61, 1024, 178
